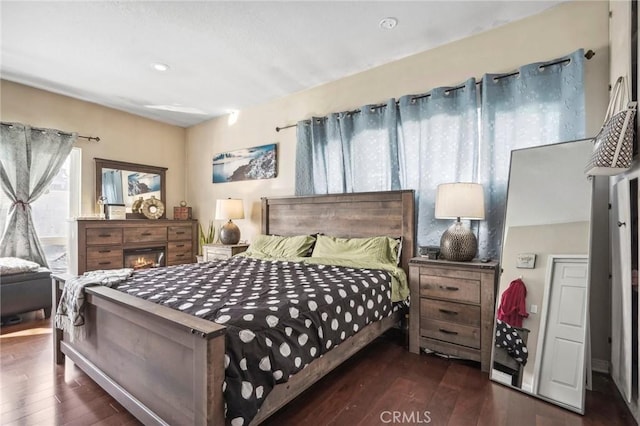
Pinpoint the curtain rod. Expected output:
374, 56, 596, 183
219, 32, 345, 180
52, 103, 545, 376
275, 49, 595, 132
1, 122, 100, 142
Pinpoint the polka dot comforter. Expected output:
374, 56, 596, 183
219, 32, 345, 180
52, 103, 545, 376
115, 255, 398, 425
494, 319, 529, 365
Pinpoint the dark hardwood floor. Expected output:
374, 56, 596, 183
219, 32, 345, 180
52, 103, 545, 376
0, 315, 635, 426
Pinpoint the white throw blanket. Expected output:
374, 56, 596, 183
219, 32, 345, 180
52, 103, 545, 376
54, 268, 133, 342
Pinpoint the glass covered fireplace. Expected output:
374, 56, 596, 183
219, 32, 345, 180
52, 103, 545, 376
123, 246, 165, 270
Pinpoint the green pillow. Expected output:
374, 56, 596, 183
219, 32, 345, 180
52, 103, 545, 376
245, 234, 317, 258
311, 235, 399, 265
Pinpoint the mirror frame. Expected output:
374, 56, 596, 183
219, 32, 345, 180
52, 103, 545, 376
490, 138, 594, 414
95, 158, 168, 219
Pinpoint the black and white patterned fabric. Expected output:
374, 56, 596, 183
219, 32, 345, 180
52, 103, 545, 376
494, 319, 528, 365
114, 256, 397, 426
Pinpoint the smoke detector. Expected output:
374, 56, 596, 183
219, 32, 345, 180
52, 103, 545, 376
379, 17, 398, 30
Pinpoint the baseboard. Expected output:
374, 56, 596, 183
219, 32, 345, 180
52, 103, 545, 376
591, 358, 609, 374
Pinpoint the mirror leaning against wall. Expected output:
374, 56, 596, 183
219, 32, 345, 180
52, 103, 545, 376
490, 139, 594, 414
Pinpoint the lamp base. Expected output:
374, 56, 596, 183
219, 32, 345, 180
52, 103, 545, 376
220, 220, 240, 245
440, 221, 477, 262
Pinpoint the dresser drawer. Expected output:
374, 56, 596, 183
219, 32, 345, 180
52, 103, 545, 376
86, 250, 124, 271
86, 246, 123, 261
421, 318, 480, 349
167, 241, 193, 265
86, 228, 122, 245
419, 274, 480, 304
421, 299, 480, 327
123, 227, 166, 243
168, 226, 192, 241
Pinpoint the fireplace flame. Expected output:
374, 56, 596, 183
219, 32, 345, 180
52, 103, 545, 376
133, 256, 155, 269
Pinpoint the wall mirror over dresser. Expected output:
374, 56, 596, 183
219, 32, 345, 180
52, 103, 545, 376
95, 158, 167, 219
490, 138, 593, 414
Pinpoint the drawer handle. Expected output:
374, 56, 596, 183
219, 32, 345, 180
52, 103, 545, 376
175, 254, 185, 258
439, 328, 459, 335
141, 232, 153, 236
175, 231, 185, 235
98, 261, 111, 266
98, 249, 111, 253
98, 234, 111, 238
175, 244, 185, 248
438, 309, 458, 315
438, 285, 459, 291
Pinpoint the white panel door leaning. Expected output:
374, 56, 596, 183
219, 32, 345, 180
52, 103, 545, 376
538, 256, 589, 411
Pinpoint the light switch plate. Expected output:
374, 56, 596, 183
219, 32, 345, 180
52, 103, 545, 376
516, 253, 536, 269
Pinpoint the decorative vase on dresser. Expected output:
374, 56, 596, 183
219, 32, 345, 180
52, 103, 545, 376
408, 257, 499, 372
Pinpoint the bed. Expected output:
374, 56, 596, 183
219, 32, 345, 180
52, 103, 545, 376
52, 190, 415, 425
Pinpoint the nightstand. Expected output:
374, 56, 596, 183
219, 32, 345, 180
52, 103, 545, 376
408, 257, 498, 372
202, 243, 249, 261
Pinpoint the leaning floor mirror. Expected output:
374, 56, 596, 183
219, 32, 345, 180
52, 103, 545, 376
490, 138, 593, 414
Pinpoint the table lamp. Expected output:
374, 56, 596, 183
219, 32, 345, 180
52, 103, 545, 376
215, 198, 245, 245
435, 183, 485, 261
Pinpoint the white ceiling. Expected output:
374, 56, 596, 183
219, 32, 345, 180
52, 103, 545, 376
1, 1, 567, 128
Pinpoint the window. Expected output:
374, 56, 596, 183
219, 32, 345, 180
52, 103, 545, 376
0, 147, 81, 272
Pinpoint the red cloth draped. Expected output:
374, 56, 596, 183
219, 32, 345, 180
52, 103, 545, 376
497, 278, 529, 328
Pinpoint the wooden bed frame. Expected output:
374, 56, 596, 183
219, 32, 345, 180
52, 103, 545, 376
52, 190, 415, 425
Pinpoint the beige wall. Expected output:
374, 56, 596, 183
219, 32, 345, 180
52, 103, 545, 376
500, 222, 590, 392
0, 80, 186, 216
185, 0, 610, 243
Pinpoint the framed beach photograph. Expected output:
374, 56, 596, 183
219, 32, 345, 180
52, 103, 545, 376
212, 143, 277, 183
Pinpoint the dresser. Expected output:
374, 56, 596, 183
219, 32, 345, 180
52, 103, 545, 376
72, 219, 198, 275
408, 257, 499, 372
202, 243, 249, 261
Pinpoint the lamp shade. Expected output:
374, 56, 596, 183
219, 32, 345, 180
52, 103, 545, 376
435, 183, 485, 220
215, 198, 245, 220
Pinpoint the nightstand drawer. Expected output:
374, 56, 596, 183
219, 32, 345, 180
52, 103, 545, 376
421, 299, 480, 327
421, 318, 480, 349
203, 244, 249, 261
419, 274, 480, 304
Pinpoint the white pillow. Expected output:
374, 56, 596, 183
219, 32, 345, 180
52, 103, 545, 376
0, 257, 41, 276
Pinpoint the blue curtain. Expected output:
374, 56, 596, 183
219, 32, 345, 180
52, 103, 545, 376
294, 50, 585, 260
0, 123, 76, 266
102, 170, 124, 204
478, 49, 585, 259
295, 99, 399, 195
397, 79, 479, 248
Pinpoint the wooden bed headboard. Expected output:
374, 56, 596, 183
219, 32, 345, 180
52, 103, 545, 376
261, 190, 415, 273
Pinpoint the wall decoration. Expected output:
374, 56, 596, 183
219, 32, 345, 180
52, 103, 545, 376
212, 143, 277, 183
128, 172, 161, 196
516, 253, 536, 269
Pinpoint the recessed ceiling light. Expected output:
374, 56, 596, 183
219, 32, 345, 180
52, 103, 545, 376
151, 63, 170, 72
379, 17, 398, 30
